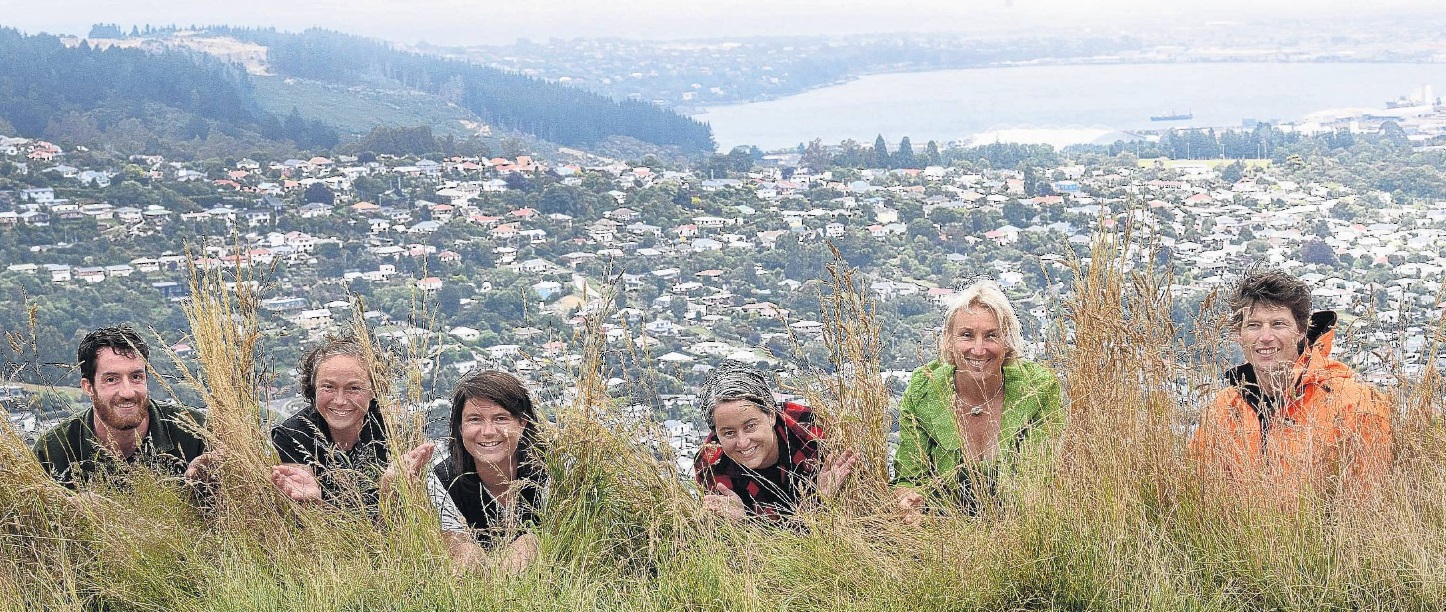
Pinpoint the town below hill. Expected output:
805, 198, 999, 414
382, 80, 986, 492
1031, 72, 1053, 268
2, 119, 1445, 471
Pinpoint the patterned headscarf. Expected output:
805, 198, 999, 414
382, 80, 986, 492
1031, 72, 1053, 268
698, 361, 779, 430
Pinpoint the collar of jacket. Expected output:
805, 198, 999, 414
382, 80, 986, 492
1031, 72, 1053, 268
912, 360, 1037, 452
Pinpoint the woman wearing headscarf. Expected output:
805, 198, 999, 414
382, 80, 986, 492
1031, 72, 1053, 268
693, 362, 856, 522
427, 370, 547, 574
892, 280, 1063, 517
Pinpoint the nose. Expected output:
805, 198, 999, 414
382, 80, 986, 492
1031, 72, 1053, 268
477, 420, 500, 437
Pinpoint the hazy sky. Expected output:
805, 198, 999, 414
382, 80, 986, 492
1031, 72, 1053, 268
0, 0, 1438, 46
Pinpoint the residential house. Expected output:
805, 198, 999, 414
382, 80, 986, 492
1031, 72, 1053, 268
449, 326, 482, 342
46, 264, 71, 283
293, 309, 333, 330
299, 203, 331, 218
75, 266, 107, 283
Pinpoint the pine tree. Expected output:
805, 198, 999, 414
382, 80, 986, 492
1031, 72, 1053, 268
896, 136, 917, 169
926, 140, 943, 166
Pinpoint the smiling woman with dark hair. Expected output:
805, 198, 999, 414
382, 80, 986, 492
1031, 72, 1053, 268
426, 369, 548, 574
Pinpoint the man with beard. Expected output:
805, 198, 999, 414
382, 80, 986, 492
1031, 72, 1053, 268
33, 325, 213, 489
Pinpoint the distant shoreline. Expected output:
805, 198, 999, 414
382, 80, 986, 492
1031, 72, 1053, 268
686, 58, 1444, 116
701, 61, 1444, 150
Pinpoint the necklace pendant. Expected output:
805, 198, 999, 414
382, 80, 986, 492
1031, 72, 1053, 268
969, 405, 985, 416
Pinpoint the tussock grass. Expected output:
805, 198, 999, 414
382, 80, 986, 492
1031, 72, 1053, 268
805, 247, 894, 511
539, 280, 701, 576
178, 257, 291, 543
7, 226, 1446, 610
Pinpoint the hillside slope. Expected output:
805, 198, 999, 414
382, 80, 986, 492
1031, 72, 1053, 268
215, 27, 716, 153
0, 26, 717, 156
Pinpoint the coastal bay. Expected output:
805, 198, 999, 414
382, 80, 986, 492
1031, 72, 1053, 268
701, 62, 1446, 150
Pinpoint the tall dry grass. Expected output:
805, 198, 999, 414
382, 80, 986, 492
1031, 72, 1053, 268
805, 246, 895, 510
345, 284, 453, 577
538, 279, 702, 575
6, 223, 1446, 610
176, 256, 292, 543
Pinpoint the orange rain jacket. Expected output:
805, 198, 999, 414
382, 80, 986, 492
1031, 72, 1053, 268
1189, 311, 1392, 493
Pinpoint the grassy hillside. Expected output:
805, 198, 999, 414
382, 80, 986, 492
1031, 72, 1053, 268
0, 28, 337, 155
217, 27, 716, 153
249, 76, 486, 140
3, 229, 1445, 610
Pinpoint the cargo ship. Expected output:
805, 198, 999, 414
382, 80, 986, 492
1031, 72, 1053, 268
1150, 110, 1193, 121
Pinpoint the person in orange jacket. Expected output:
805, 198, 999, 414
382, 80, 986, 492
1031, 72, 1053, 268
1189, 269, 1391, 497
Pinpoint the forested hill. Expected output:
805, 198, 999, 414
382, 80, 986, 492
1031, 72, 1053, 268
0, 26, 716, 156
213, 27, 716, 153
0, 28, 341, 153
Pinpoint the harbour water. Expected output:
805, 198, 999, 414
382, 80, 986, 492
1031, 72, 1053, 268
700, 62, 1446, 150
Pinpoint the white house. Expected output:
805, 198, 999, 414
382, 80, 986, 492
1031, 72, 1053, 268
449, 326, 482, 342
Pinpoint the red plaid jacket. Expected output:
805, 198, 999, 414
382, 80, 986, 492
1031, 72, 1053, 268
694, 401, 824, 520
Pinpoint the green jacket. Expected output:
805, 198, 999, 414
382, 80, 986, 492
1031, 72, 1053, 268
893, 359, 1063, 503
32, 399, 208, 489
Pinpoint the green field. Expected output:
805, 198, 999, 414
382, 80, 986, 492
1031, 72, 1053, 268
250, 76, 488, 139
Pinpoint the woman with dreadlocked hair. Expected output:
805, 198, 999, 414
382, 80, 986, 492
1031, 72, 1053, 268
693, 362, 857, 522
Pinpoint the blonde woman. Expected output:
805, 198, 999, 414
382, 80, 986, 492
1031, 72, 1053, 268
892, 280, 1062, 516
